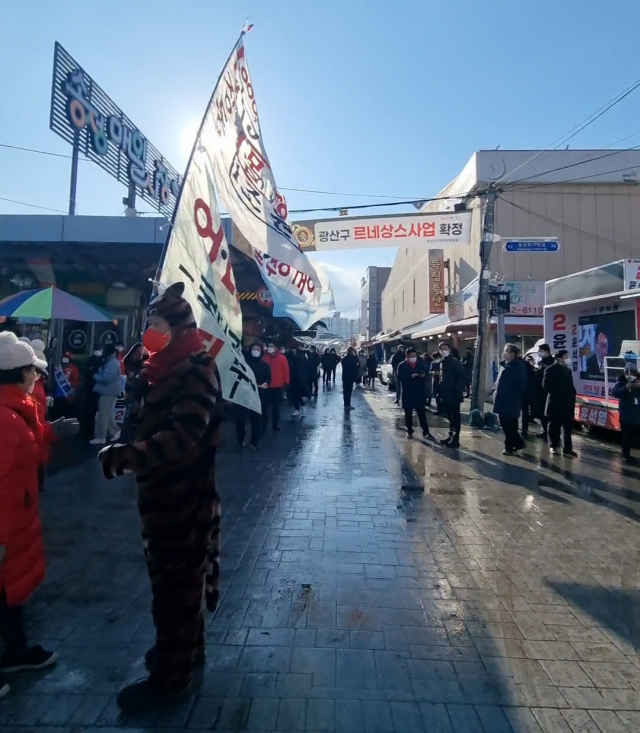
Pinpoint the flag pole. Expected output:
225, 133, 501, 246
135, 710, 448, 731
152, 27, 252, 291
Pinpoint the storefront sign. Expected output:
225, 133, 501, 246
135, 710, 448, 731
49, 43, 181, 216
100, 330, 118, 347
508, 281, 544, 316
256, 287, 273, 307
68, 329, 86, 349
428, 249, 445, 314
624, 259, 640, 290
574, 404, 619, 431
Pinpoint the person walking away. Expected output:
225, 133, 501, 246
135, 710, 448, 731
328, 348, 340, 384
236, 343, 270, 450
321, 348, 332, 386
493, 345, 527, 455
0, 333, 60, 700
90, 344, 123, 445
341, 347, 359, 411
98, 282, 223, 712
534, 343, 555, 441
438, 343, 466, 448
429, 352, 442, 412
521, 354, 537, 438
397, 348, 436, 440
391, 345, 405, 404
542, 349, 577, 457
308, 346, 321, 398
461, 348, 474, 398
262, 343, 289, 432
366, 352, 378, 389
612, 363, 640, 462
357, 350, 367, 387
287, 347, 310, 417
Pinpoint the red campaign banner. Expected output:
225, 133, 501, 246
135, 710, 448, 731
428, 249, 445, 315
574, 403, 620, 431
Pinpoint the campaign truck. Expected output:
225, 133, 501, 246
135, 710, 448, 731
544, 259, 640, 432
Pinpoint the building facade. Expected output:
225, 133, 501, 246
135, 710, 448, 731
322, 311, 361, 342
381, 149, 640, 335
360, 266, 391, 340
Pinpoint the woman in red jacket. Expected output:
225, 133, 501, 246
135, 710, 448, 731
0, 332, 57, 700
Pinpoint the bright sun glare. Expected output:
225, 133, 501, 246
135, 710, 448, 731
179, 118, 201, 160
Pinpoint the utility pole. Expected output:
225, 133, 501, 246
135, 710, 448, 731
470, 183, 498, 414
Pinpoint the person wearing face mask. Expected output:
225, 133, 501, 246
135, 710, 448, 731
533, 343, 555, 441
83, 346, 103, 438
261, 342, 290, 432
612, 362, 640, 462
0, 333, 59, 700
90, 344, 123, 445
328, 348, 341, 385
542, 349, 577, 457
115, 341, 126, 375
341, 347, 359, 411
493, 344, 527, 456
437, 342, 466, 448
397, 348, 436, 440
98, 283, 223, 711
235, 343, 270, 450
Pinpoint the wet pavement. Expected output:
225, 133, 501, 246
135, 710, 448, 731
2, 377, 640, 732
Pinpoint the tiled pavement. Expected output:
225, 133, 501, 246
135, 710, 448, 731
2, 378, 639, 732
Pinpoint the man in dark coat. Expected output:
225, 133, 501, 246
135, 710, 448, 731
438, 342, 466, 448
341, 347, 359, 411
542, 349, 577, 457
521, 355, 537, 438
307, 346, 321, 398
612, 363, 640, 461
328, 349, 341, 384
287, 348, 310, 416
235, 343, 271, 450
534, 343, 555, 440
397, 348, 435, 439
493, 345, 527, 455
366, 353, 378, 389
461, 348, 474, 398
391, 345, 405, 404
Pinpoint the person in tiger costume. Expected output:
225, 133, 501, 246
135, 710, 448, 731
98, 282, 222, 712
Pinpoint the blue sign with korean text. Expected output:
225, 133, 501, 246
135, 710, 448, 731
504, 240, 560, 253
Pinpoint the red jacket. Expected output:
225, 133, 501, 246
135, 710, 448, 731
31, 380, 56, 465
0, 385, 46, 606
262, 352, 290, 389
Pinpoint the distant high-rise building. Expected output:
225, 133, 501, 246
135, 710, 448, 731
321, 311, 361, 342
361, 266, 391, 340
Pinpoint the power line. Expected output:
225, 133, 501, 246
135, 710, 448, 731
0, 196, 66, 213
504, 161, 640, 193
288, 195, 464, 214
496, 77, 640, 184
0, 142, 429, 203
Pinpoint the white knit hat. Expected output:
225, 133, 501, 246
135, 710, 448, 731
0, 332, 47, 372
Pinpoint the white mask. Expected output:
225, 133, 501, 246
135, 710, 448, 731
628, 375, 637, 382
537, 351, 545, 358
564, 357, 572, 367
409, 356, 417, 364
440, 350, 450, 358
61, 358, 69, 364
267, 347, 275, 355
93, 350, 103, 357
251, 349, 261, 358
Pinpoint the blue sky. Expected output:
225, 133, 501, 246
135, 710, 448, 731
3, 1, 640, 316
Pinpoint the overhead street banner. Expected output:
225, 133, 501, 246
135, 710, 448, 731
291, 211, 471, 252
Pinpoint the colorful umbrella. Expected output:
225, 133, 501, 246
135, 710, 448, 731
0, 287, 112, 322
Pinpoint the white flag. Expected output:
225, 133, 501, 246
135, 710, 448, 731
210, 35, 321, 305
159, 139, 261, 413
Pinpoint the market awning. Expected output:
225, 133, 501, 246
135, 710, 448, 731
414, 316, 543, 339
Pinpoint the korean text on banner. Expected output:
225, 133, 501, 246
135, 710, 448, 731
428, 249, 445, 314
312, 212, 471, 252
210, 36, 321, 303
159, 145, 261, 414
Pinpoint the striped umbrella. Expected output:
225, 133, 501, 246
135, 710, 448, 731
0, 287, 113, 322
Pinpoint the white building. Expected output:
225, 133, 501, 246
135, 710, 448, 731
321, 311, 361, 342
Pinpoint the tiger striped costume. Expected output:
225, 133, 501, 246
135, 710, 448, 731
99, 284, 221, 696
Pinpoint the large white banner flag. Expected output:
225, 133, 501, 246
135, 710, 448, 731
210, 35, 321, 313
158, 140, 261, 414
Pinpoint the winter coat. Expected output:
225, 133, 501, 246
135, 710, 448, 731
493, 358, 527, 419
288, 351, 311, 396
0, 385, 46, 606
391, 350, 405, 373
307, 352, 321, 376
93, 355, 123, 396
357, 354, 367, 376
366, 354, 378, 376
542, 361, 576, 420
99, 348, 223, 613
397, 359, 429, 410
461, 353, 474, 377
246, 354, 271, 388
262, 352, 290, 389
341, 354, 359, 383
439, 355, 466, 405
522, 360, 536, 401
532, 355, 555, 417
612, 376, 640, 426
320, 353, 332, 370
